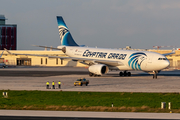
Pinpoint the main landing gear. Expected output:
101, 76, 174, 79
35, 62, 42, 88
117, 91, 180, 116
89, 71, 132, 77
89, 72, 101, 77
119, 71, 131, 76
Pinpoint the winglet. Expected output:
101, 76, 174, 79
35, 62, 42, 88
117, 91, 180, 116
172, 48, 175, 53
0, 51, 4, 58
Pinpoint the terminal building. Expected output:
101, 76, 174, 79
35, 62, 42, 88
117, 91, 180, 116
0, 15, 17, 50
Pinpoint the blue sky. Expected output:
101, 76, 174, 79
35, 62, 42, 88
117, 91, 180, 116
1, 0, 180, 50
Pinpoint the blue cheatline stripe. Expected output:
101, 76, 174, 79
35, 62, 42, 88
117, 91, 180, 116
135, 60, 139, 70
128, 52, 147, 70
131, 59, 136, 70
128, 55, 140, 66
128, 56, 136, 66
129, 52, 147, 58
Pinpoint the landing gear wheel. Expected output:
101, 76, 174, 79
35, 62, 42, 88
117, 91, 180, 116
93, 74, 101, 77
127, 72, 131, 76
94, 74, 97, 77
124, 71, 127, 76
119, 72, 123, 76
89, 72, 94, 77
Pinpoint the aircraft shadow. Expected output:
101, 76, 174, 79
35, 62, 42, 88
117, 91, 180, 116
106, 70, 180, 77
0, 71, 89, 77
0, 70, 179, 77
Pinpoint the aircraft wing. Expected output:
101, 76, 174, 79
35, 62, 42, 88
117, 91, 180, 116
49, 56, 124, 66
69, 57, 124, 66
162, 49, 175, 56
4, 48, 124, 67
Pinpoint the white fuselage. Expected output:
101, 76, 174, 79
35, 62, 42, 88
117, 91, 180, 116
58, 46, 170, 72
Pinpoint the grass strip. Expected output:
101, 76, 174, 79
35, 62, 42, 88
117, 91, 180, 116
0, 90, 180, 112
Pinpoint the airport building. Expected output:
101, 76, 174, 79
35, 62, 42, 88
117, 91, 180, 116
0, 15, 17, 50
0, 50, 87, 67
0, 49, 180, 68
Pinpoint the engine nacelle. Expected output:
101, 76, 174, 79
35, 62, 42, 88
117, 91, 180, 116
88, 64, 109, 75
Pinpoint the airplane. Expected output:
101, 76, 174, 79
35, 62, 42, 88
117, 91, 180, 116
4, 16, 175, 79
0, 51, 6, 68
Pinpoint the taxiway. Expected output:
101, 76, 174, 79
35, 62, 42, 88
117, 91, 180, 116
0, 66, 180, 93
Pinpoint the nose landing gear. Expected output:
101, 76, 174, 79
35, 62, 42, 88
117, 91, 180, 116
153, 74, 157, 79
152, 71, 159, 79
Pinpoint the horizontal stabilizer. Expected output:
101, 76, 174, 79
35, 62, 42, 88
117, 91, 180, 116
32, 45, 62, 50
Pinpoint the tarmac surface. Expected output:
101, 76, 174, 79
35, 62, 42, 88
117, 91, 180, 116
0, 66, 180, 92
0, 110, 180, 119
1, 66, 180, 119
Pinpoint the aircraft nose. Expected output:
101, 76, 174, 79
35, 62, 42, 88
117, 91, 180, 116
161, 60, 170, 68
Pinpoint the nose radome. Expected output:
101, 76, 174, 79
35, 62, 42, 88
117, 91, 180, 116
162, 60, 170, 68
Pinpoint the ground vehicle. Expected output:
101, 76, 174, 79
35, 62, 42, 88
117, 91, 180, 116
0, 63, 6, 68
74, 78, 89, 86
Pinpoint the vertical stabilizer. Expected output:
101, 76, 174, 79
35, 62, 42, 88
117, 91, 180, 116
57, 16, 78, 46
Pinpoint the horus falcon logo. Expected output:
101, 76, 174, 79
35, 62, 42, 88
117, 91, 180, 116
128, 52, 147, 70
58, 26, 69, 41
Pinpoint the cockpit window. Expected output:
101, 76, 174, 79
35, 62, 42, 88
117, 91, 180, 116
158, 58, 167, 60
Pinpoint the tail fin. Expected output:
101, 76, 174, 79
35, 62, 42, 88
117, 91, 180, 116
57, 16, 78, 46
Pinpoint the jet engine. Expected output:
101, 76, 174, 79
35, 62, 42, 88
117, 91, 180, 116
88, 64, 109, 76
